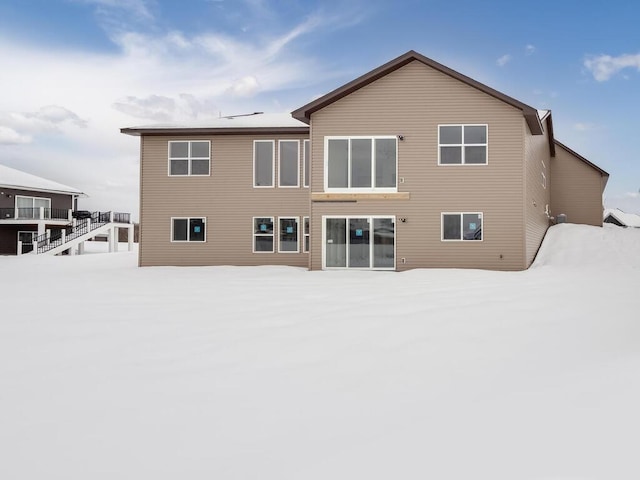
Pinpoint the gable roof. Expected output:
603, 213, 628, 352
554, 141, 609, 184
604, 208, 640, 228
121, 113, 309, 136
291, 50, 543, 135
0, 164, 84, 196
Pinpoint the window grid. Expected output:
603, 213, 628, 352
438, 125, 488, 165
168, 141, 210, 176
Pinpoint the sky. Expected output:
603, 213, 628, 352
1, 0, 639, 219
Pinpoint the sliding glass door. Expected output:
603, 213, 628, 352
324, 216, 395, 270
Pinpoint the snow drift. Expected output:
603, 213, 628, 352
0, 224, 638, 480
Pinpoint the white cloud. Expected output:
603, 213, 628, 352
113, 94, 219, 121
0, 126, 31, 145
497, 54, 511, 67
227, 76, 260, 98
0, 105, 87, 144
584, 53, 640, 81
525, 44, 536, 55
0, 3, 361, 218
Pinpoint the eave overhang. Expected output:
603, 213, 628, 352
120, 126, 310, 137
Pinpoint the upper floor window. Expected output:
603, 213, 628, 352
254, 140, 274, 187
438, 125, 487, 165
325, 136, 397, 191
169, 141, 210, 176
16, 195, 51, 219
303, 140, 310, 188
279, 140, 299, 187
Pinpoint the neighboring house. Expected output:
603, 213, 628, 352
604, 208, 640, 228
121, 50, 609, 271
0, 164, 133, 255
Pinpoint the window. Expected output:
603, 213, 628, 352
541, 172, 547, 189
169, 141, 210, 176
303, 140, 310, 188
16, 195, 51, 219
279, 140, 299, 187
254, 140, 274, 187
303, 216, 310, 252
325, 136, 397, 191
324, 216, 395, 269
172, 217, 206, 242
442, 213, 483, 241
253, 217, 274, 252
279, 217, 299, 252
438, 125, 487, 165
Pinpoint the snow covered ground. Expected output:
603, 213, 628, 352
1, 224, 639, 480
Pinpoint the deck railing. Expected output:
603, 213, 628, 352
0, 207, 70, 220
34, 211, 131, 254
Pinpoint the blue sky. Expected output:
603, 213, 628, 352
1, 0, 639, 217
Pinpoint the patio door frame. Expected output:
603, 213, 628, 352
322, 215, 396, 270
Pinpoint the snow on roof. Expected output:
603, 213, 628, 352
125, 112, 308, 131
604, 208, 640, 228
0, 164, 84, 195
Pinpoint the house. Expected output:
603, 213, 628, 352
0, 164, 134, 255
121, 50, 609, 271
603, 208, 640, 228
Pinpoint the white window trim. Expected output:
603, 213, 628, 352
441, 212, 484, 242
15, 195, 51, 219
437, 124, 488, 166
253, 140, 275, 188
253, 216, 275, 253
303, 139, 310, 188
278, 216, 300, 253
323, 136, 398, 193
168, 140, 211, 176
321, 215, 396, 270
541, 172, 547, 189
303, 216, 310, 253
15, 195, 51, 207
17, 230, 37, 253
170, 217, 207, 243
278, 140, 300, 188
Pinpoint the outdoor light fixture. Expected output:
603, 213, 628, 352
397, 135, 404, 140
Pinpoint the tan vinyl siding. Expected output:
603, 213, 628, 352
310, 60, 526, 271
139, 133, 310, 266
550, 145, 605, 226
523, 117, 552, 266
